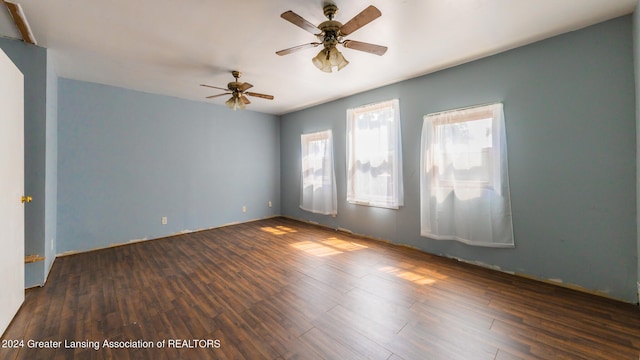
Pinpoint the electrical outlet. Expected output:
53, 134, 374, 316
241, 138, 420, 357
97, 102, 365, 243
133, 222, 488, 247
242, 206, 247, 213
161, 216, 168, 225
268, 201, 272, 208
50, 238, 54, 251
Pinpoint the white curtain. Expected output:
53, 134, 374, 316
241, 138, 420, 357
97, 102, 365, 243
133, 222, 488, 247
300, 130, 337, 215
420, 103, 514, 247
346, 99, 403, 209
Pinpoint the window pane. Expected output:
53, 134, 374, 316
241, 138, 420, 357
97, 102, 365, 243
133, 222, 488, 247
434, 117, 493, 187
302, 138, 327, 189
347, 99, 403, 209
300, 130, 337, 215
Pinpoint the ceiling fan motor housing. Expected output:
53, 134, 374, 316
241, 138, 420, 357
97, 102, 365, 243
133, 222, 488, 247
228, 71, 242, 92
319, 20, 342, 48
320, 4, 342, 48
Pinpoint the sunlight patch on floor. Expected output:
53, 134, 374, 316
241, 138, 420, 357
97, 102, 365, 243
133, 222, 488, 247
379, 265, 439, 285
291, 241, 343, 257
260, 226, 298, 235
397, 261, 449, 280
321, 237, 368, 251
291, 236, 368, 257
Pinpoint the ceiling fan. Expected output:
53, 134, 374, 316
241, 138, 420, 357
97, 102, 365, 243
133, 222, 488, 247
276, 3, 387, 73
200, 71, 274, 110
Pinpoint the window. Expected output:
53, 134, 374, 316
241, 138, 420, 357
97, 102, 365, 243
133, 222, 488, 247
420, 103, 514, 247
346, 99, 403, 209
300, 130, 337, 215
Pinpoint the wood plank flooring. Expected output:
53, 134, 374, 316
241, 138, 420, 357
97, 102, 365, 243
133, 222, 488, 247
2, 217, 639, 359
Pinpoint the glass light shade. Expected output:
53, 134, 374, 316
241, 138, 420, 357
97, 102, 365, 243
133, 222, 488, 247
225, 96, 246, 110
312, 47, 348, 73
238, 98, 247, 110
328, 47, 349, 71
225, 97, 236, 109
312, 49, 333, 73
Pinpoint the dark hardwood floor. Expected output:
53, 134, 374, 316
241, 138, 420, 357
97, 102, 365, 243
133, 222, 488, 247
2, 217, 639, 359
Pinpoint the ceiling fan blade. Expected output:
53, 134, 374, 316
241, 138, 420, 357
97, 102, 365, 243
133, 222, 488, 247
342, 40, 387, 56
206, 93, 230, 99
245, 92, 275, 100
339, 5, 382, 36
281, 10, 318, 34
276, 42, 321, 56
201, 84, 229, 91
238, 82, 253, 92
240, 95, 251, 105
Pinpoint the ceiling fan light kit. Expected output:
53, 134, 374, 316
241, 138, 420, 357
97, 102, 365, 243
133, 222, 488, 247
225, 96, 246, 111
277, 3, 387, 73
313, 47, 349, 73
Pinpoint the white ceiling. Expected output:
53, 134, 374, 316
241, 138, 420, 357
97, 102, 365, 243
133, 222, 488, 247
0, 0, 636, 115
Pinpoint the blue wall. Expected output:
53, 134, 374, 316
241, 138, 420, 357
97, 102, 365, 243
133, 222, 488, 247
57, 80, 280, 253
281, 16, 637, 302
0, 37, 55, 288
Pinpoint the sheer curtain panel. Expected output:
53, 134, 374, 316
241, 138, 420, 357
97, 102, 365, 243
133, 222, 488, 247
420, 103, 514, 247
300, 130, 337, 215
346, 99, 403, 209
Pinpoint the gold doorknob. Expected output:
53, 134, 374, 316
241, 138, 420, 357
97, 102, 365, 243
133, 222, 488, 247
21, 196, 32, 203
